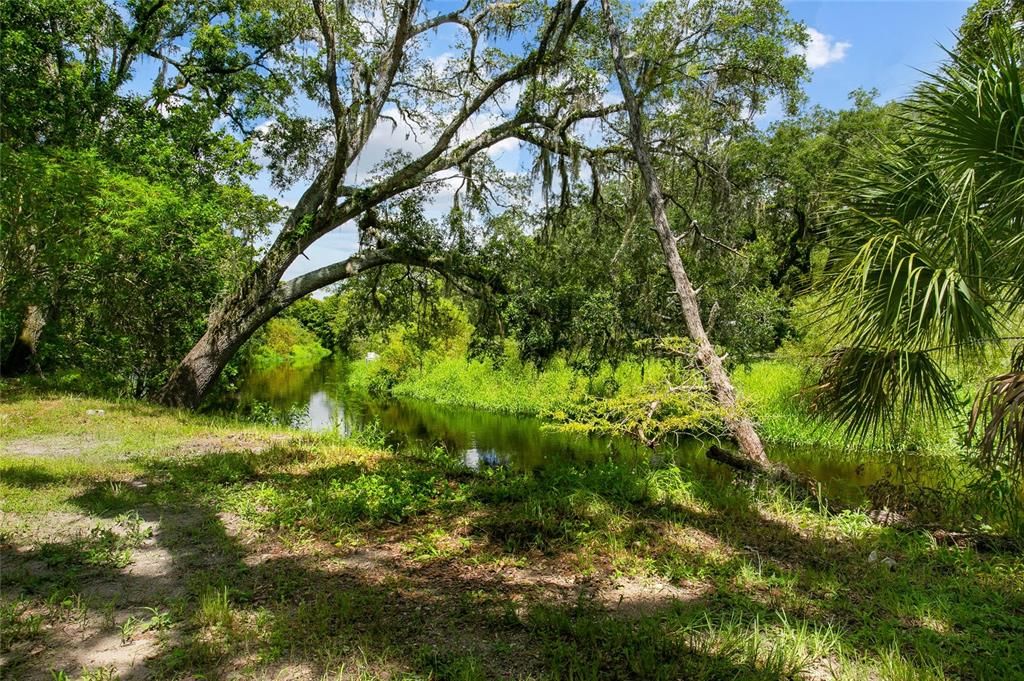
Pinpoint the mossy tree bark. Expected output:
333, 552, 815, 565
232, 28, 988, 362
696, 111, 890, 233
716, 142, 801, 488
158, 0, 610, 408
600, 0, 770, 468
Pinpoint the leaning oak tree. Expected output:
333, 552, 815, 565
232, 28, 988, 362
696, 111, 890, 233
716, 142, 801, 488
158, 0, 617, 407
593, 0, 806, 466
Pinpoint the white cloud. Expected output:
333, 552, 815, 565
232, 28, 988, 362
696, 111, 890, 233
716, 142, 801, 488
348, 80, 527, 185
800, 28, 851, 69
156, 94, 185, 117
345, 107, 426, 185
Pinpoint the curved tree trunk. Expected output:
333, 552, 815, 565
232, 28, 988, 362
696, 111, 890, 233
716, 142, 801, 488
157, 229, 305, 407
156, 254, 372, 408
157, 299, 276, 408
156, 247, 480, 407
154, 0, 603, 410
600, 0, 770, 468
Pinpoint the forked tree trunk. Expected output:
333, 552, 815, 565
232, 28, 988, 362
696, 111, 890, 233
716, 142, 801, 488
600, 0, 770, 468
157, 247, 462, 407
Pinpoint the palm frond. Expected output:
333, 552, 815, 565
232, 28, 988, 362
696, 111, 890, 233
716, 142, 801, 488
817, 27, 1023, 446
907, 26, 1024, 299
907, 27, 1024, 232
809, 347, 958, 441
825, 229, 996, 352
970, 344, 1024, 481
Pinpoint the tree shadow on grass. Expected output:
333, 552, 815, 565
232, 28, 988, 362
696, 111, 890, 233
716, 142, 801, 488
0, 462, 62, 487
3, 442, 1023, 679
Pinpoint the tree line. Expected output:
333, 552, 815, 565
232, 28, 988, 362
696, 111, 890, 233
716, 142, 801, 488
2, 0, 1021, 476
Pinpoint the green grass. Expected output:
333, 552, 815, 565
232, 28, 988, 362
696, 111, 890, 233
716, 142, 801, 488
2, 392, 1022, 679
733, 361, 960, 454
354, 352, 959, 454
250, 316, 332, 369
349, 352, 685, 416
349, 354, 580, 415
0, 389, 285, 514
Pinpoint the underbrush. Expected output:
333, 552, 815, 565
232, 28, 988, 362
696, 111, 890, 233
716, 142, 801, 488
4, 394, 1023, 679
249, 317, 331, 370
349, 345, 958, 456
390, 355, 584, 414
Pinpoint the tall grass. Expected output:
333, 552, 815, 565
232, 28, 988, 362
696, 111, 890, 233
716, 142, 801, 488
732, 362, 850, 448
351, 349, 957, 452
351, 353, 679, 417
734, 361, 960, 453
392, 356, 583, 415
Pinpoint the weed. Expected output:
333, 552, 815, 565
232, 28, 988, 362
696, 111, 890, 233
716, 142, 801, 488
197, 585, 233, 629
120, 615, 138, 644
349, 418, 392, 450
0, 599, 44, 649
101, 599, 118, 627
78, 667, 118, 681
119, 606, 171, 644
82, 512, 149, 568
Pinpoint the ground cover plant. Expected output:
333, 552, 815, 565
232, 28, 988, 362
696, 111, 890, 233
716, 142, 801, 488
3, 0, 1023, 679
2, 392, 1022, 679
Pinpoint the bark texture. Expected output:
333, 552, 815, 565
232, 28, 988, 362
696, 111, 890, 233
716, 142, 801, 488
158, 0, 598, 408
3, 306, 46, 376
600, 0, 770, 468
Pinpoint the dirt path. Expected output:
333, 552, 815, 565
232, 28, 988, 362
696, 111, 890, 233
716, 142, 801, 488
2, 497, 713, 680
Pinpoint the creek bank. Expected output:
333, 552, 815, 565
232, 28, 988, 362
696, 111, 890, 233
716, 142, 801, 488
229, 357, 955, 509
2, 393, 1023, 680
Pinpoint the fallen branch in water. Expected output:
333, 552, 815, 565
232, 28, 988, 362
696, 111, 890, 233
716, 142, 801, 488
708, 446, 1021, 552
706, 444, 841, 512
928, 529, 1019, 553
706, 444, 804, 484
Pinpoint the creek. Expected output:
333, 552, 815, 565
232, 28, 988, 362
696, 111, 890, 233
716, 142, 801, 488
231, 357, 932, 506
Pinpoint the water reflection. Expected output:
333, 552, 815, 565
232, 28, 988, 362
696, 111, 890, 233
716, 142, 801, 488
228, 357, 926, 506
462, 440, 503, 470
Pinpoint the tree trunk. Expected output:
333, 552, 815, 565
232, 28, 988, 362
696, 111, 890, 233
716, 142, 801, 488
156, 247, 472, 408
600, 0, 770, 469
157, 302, 274, 408
153, 2, 598, 410
3, 305, 46, 376
157, 231, 300, 407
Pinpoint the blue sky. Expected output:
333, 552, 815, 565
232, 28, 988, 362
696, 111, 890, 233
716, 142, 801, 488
785, 1, 971, 109
271, 0, 974, 284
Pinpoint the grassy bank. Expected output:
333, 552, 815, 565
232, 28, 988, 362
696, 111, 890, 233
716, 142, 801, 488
2, 391, 1022, 679
351, 354, 956, 453
372, 356, 675, 417
250, 317, 331, 370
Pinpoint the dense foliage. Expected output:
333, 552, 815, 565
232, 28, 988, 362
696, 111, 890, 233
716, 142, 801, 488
0, 0, 281, 394
4, 4, 1024, 678
813, 25, 1024, 480
2, 0, 1021, 514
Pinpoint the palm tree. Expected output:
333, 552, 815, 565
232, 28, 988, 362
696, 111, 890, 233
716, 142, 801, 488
814, 26, 1024, 478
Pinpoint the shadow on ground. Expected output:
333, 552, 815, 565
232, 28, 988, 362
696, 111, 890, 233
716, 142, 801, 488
2, 439, 1022, 680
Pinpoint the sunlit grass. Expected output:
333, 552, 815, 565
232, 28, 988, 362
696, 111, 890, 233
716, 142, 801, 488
2, 393, 1022, 679
353, 352, 961, 455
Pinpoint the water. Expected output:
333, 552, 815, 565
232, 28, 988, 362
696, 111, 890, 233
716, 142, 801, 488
228, 357, 928, 506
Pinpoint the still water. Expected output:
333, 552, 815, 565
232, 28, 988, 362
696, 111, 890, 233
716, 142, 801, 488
230, 357, 923, 505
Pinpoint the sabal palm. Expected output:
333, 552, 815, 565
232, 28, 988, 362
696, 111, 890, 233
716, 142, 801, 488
815, 27, 1024, 475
